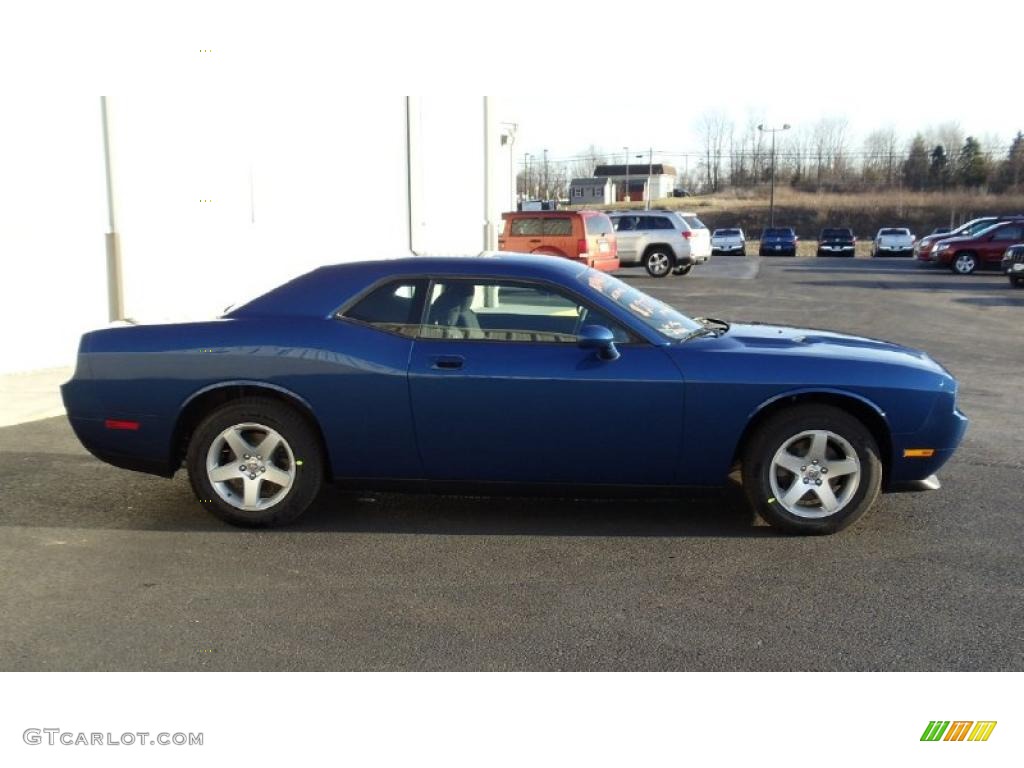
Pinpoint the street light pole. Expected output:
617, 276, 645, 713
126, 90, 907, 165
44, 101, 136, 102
758, 123, 790, 228
542, 148, 549, 201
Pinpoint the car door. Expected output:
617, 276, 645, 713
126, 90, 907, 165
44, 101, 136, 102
985, 224, 1024, 264
407, 277, 685, 485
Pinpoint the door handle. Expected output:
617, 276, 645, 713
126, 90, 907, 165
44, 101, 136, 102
430, 355, 465, 370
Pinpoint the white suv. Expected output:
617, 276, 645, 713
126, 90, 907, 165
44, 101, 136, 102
608, 211, 712, 277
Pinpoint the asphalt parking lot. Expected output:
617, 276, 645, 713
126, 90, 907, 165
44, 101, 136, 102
1, 256, 1021, 671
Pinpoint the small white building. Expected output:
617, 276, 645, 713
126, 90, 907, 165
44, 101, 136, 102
569, 177, 615, 205
593, 163, 677, 203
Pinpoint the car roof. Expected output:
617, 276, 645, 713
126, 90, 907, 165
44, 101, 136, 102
226, 255, 589, 319
503, 210, 591, 217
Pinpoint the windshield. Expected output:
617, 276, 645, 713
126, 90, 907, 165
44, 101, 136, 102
578, 269, 700, 340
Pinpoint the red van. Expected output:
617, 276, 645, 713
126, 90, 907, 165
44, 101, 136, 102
499, 210, 619, 272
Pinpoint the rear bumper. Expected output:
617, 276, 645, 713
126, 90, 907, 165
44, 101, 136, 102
818, 244, 855, 254
591, 256, 621, 272
875, 245, 914, 254
66, 413, 177, 478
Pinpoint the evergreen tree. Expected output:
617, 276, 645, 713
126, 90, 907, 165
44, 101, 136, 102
902, 135, 929, 190
1005, 131, 1024, 190
955, 136, 989, 188
928, 145, 948, 190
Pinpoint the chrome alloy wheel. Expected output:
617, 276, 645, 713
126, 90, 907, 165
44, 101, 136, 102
646, 252, 671, 276
953, 253, 976, 274
205, 422, 296, 512
769, 429, 861, 519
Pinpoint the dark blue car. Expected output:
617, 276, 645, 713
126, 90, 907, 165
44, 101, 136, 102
759, 227, 799, 256
61, 255, 967, 534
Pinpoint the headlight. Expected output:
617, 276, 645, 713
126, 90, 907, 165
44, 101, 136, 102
936, 243, 949, 252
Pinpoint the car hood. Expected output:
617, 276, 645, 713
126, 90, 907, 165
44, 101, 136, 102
695, 323, 948, 374
932, 235, 974, 247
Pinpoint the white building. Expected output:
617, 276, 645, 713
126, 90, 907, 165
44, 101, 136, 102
1, 97, 517, 374
593, 163, 677, 203
569, 177, 615, 205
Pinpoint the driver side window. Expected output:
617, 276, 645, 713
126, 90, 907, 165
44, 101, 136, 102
419, 280, 630, 343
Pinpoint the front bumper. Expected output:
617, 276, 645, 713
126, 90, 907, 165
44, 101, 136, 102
887, 403, 968, 488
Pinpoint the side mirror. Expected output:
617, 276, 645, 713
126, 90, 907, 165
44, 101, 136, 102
578, 324, 620, 361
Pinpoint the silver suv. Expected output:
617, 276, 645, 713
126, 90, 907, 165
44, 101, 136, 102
608, 211, 712, 277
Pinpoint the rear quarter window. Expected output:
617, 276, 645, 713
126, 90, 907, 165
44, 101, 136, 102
510, 218, 574, 236
682, 216, 707, 230
584, 215, 613, 236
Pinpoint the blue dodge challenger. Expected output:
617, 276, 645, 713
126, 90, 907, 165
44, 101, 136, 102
61, 255, 967, 534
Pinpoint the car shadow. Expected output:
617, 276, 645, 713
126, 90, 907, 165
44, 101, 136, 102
954, 294, 1024, 307
790, 278, 1007, 293
0, 442, 772, 538
290, 479, 771, 538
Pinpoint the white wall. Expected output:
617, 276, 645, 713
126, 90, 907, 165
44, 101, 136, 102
1, 96, 507, 374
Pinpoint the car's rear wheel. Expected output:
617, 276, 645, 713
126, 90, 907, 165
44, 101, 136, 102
672, 264, 693, 276
643, 248, 673, 277
187, 397, 323, 527
951, 251, 978, 275
741, 404, 882, 534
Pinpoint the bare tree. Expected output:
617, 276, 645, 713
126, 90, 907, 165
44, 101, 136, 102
696, 110, 731, 192
569, 144, 602, 180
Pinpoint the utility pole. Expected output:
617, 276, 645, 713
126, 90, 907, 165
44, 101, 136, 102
646, 148, 653, 210
758, 123, 790, 228
542, 148, 549, 201
623, 146, 630, 203
100, 96, 124, 321
523, 153, 532, 200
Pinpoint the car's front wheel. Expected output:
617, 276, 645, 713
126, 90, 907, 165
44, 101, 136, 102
951, 251, 978, 275
1012, 276, 1024, 288
643, 248, 674, 277
187, 397, 324, 527
741, 404, 882, 534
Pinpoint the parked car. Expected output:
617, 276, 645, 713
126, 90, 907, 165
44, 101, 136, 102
711, 228, 746, 255
1000, 244, 1024, 287
759, 227, 798, 256
61, 255, 967, 535
932, 221, 1024, 274
608, 210, 711, 278
915, 216, 1024, 262
817, 228, 856, 257
499, 210, 619, 272
873, 228, 915, 256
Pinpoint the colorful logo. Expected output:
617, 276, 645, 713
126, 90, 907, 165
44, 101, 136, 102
921, 721, 997, 742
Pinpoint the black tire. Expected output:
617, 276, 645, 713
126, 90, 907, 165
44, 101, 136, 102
740, 404, 883, 535
950, 251, 978, 275
643, 248, 674, 278
1011, 276, 1024, 288
672, 263, 693, 276
186, 397, 324, 527
816, 249, 824, 258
